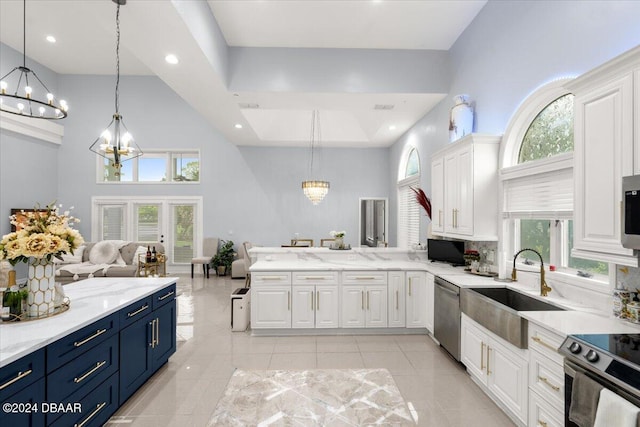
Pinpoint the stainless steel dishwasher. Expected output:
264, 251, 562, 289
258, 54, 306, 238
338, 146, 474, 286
434, 276, 461, 361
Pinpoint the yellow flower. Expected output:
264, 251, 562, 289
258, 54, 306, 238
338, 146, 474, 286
5, 239, 24, 259
24, 234, 51, 258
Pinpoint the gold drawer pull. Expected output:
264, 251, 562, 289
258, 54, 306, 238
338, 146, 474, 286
0, 369, 32, 390
354, 276, 376, 280
303, 276, 327, 280
158, 291, 174, 301
480, 342, 485, 370
74, 329, 107, 347
262, 276, 285, 280
127, 304, 149, 318
408, 277, 413, 296
532, 336, 557, 352
316, 291, 320, 311
487, 346, 492, 375
538, 421, 548, 427
75, 402, 106, 427
538, 376, 560, 392
74, 361, 106, 384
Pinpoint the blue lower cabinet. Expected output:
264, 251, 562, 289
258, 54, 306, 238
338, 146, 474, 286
119, 311, 154, 405
0, 347, 45, 402
0, 376, 45, 427
49, 372, 119, 427
152, 300, 177, 371
46, 334, 119, 425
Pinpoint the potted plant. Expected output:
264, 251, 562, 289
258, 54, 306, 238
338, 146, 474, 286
212, 240, 235, 276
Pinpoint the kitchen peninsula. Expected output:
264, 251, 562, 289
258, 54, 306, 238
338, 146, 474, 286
0, 277, 178, 427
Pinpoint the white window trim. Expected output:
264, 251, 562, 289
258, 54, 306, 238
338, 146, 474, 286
91, 196, 203, 269
96, 148, 201, 184
498, 78, 611, 291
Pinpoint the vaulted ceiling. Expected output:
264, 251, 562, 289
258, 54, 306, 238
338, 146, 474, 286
0, 0, 487, 147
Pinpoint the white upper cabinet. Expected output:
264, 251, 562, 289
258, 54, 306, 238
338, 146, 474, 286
566, 46, 640, 266
431, 134, 501, 241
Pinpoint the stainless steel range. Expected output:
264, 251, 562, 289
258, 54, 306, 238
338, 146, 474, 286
560, 333, 640, 426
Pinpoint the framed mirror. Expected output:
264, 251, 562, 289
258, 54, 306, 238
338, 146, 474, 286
359, 198, 388, 247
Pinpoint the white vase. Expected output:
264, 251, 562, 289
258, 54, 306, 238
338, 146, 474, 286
449, 94, 474, 142
27, 257, 56, 317
334, 237, 344, 249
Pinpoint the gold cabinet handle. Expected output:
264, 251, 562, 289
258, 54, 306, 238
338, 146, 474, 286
355, 276, 376, 280
367, 291, 370, 310
532, 336, 557, 352
438, 209, 442, 226
538, 376, 560, 392
287, 291, 291, 311
303, 276, 326, 280
74, 402, 106, 427
408, 277, 412, 296
311, 292, 314, 310
539, 421, 548, 427
156, 317, 160, 347
480, 342, 485, 370
0, 369, 32, 390
262, 276, 285, 280
74, 328, 107, 347
316, 291, 320, 311
158, 291, 174, 301
74, 361, 106, 384
127, 304, 149, 318
452, 209, 455, 227
396, 290, 399, 310
362, 291, 365, 310
487, 346, 491, 375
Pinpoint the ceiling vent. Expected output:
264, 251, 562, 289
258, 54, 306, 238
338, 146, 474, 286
374, 104, 394, 110
238, 103, 260, 109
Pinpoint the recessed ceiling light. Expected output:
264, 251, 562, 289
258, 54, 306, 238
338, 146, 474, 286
165, 54, 179, 64
46, 35, 56, 43
234, 124, 243, 129
389, 125, 397, 130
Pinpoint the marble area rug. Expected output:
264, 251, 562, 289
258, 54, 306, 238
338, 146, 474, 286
208, 368, 416, 426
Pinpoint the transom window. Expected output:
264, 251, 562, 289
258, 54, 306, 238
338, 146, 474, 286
100, 150, 200, 183
405, 148, 420, 177
518, 94, 574, 163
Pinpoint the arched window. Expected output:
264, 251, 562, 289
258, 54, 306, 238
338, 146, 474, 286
501, 81, 607, 278
518, 94, 574, 163
397, 147, 420, 248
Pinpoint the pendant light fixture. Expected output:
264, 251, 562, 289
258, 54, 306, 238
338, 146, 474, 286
89, 0, 142, 178
302, 110, 330, 205
0, 0, 68, 119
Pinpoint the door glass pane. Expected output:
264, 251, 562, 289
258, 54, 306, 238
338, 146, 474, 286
172, 205, 195, 264
567, 220, 609, 275
101, 206, 125, 240
139, 156, 167, 182
135, 204, 161, 242
519, 219, 550, 264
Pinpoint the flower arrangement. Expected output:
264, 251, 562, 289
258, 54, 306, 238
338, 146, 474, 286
0, 203, 84, 266
330, 230, 345, 238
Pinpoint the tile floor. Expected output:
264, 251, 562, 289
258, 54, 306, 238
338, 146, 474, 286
108, 274, 515, 426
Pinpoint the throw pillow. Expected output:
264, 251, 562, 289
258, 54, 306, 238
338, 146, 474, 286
133, 246, 148, 266
89, 241, 119, 265
55, 246, 85, 264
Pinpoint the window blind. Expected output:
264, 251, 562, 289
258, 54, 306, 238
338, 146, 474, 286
502, 163, 573, 220
101, 205, 125, 240
398, 178, 420, 248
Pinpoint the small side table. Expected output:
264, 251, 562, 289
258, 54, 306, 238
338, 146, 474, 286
137, 253, 167, 277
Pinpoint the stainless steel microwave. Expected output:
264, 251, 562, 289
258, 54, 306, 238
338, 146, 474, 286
622, 175, 640, 249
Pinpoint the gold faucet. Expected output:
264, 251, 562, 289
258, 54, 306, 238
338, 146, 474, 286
511, 248, 552, 297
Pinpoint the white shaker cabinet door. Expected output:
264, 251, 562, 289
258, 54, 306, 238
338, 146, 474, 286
341, 286, 365, 328
291, 285, 315, 329
365, 286, 388, 328
406, 271, 427, 328
251, 286, 291, 329
387, 272, 406, 328
315, 285, 339, 328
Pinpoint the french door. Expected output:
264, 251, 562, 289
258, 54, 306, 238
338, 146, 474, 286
93, 197, 202, 268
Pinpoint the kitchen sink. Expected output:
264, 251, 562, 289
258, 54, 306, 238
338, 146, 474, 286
461, 287, 565, 349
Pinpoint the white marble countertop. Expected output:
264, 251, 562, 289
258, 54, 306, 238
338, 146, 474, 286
0, 277, 178, 368
251, 259, 470, 274
520, 310, 640, 337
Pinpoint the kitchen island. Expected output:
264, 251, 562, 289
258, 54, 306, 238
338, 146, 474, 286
0, 277, 178, 427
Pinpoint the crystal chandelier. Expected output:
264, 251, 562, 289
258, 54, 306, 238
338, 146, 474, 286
302, 110, 330, 205
0, 0, 68, 119
89, 0, 142, 177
